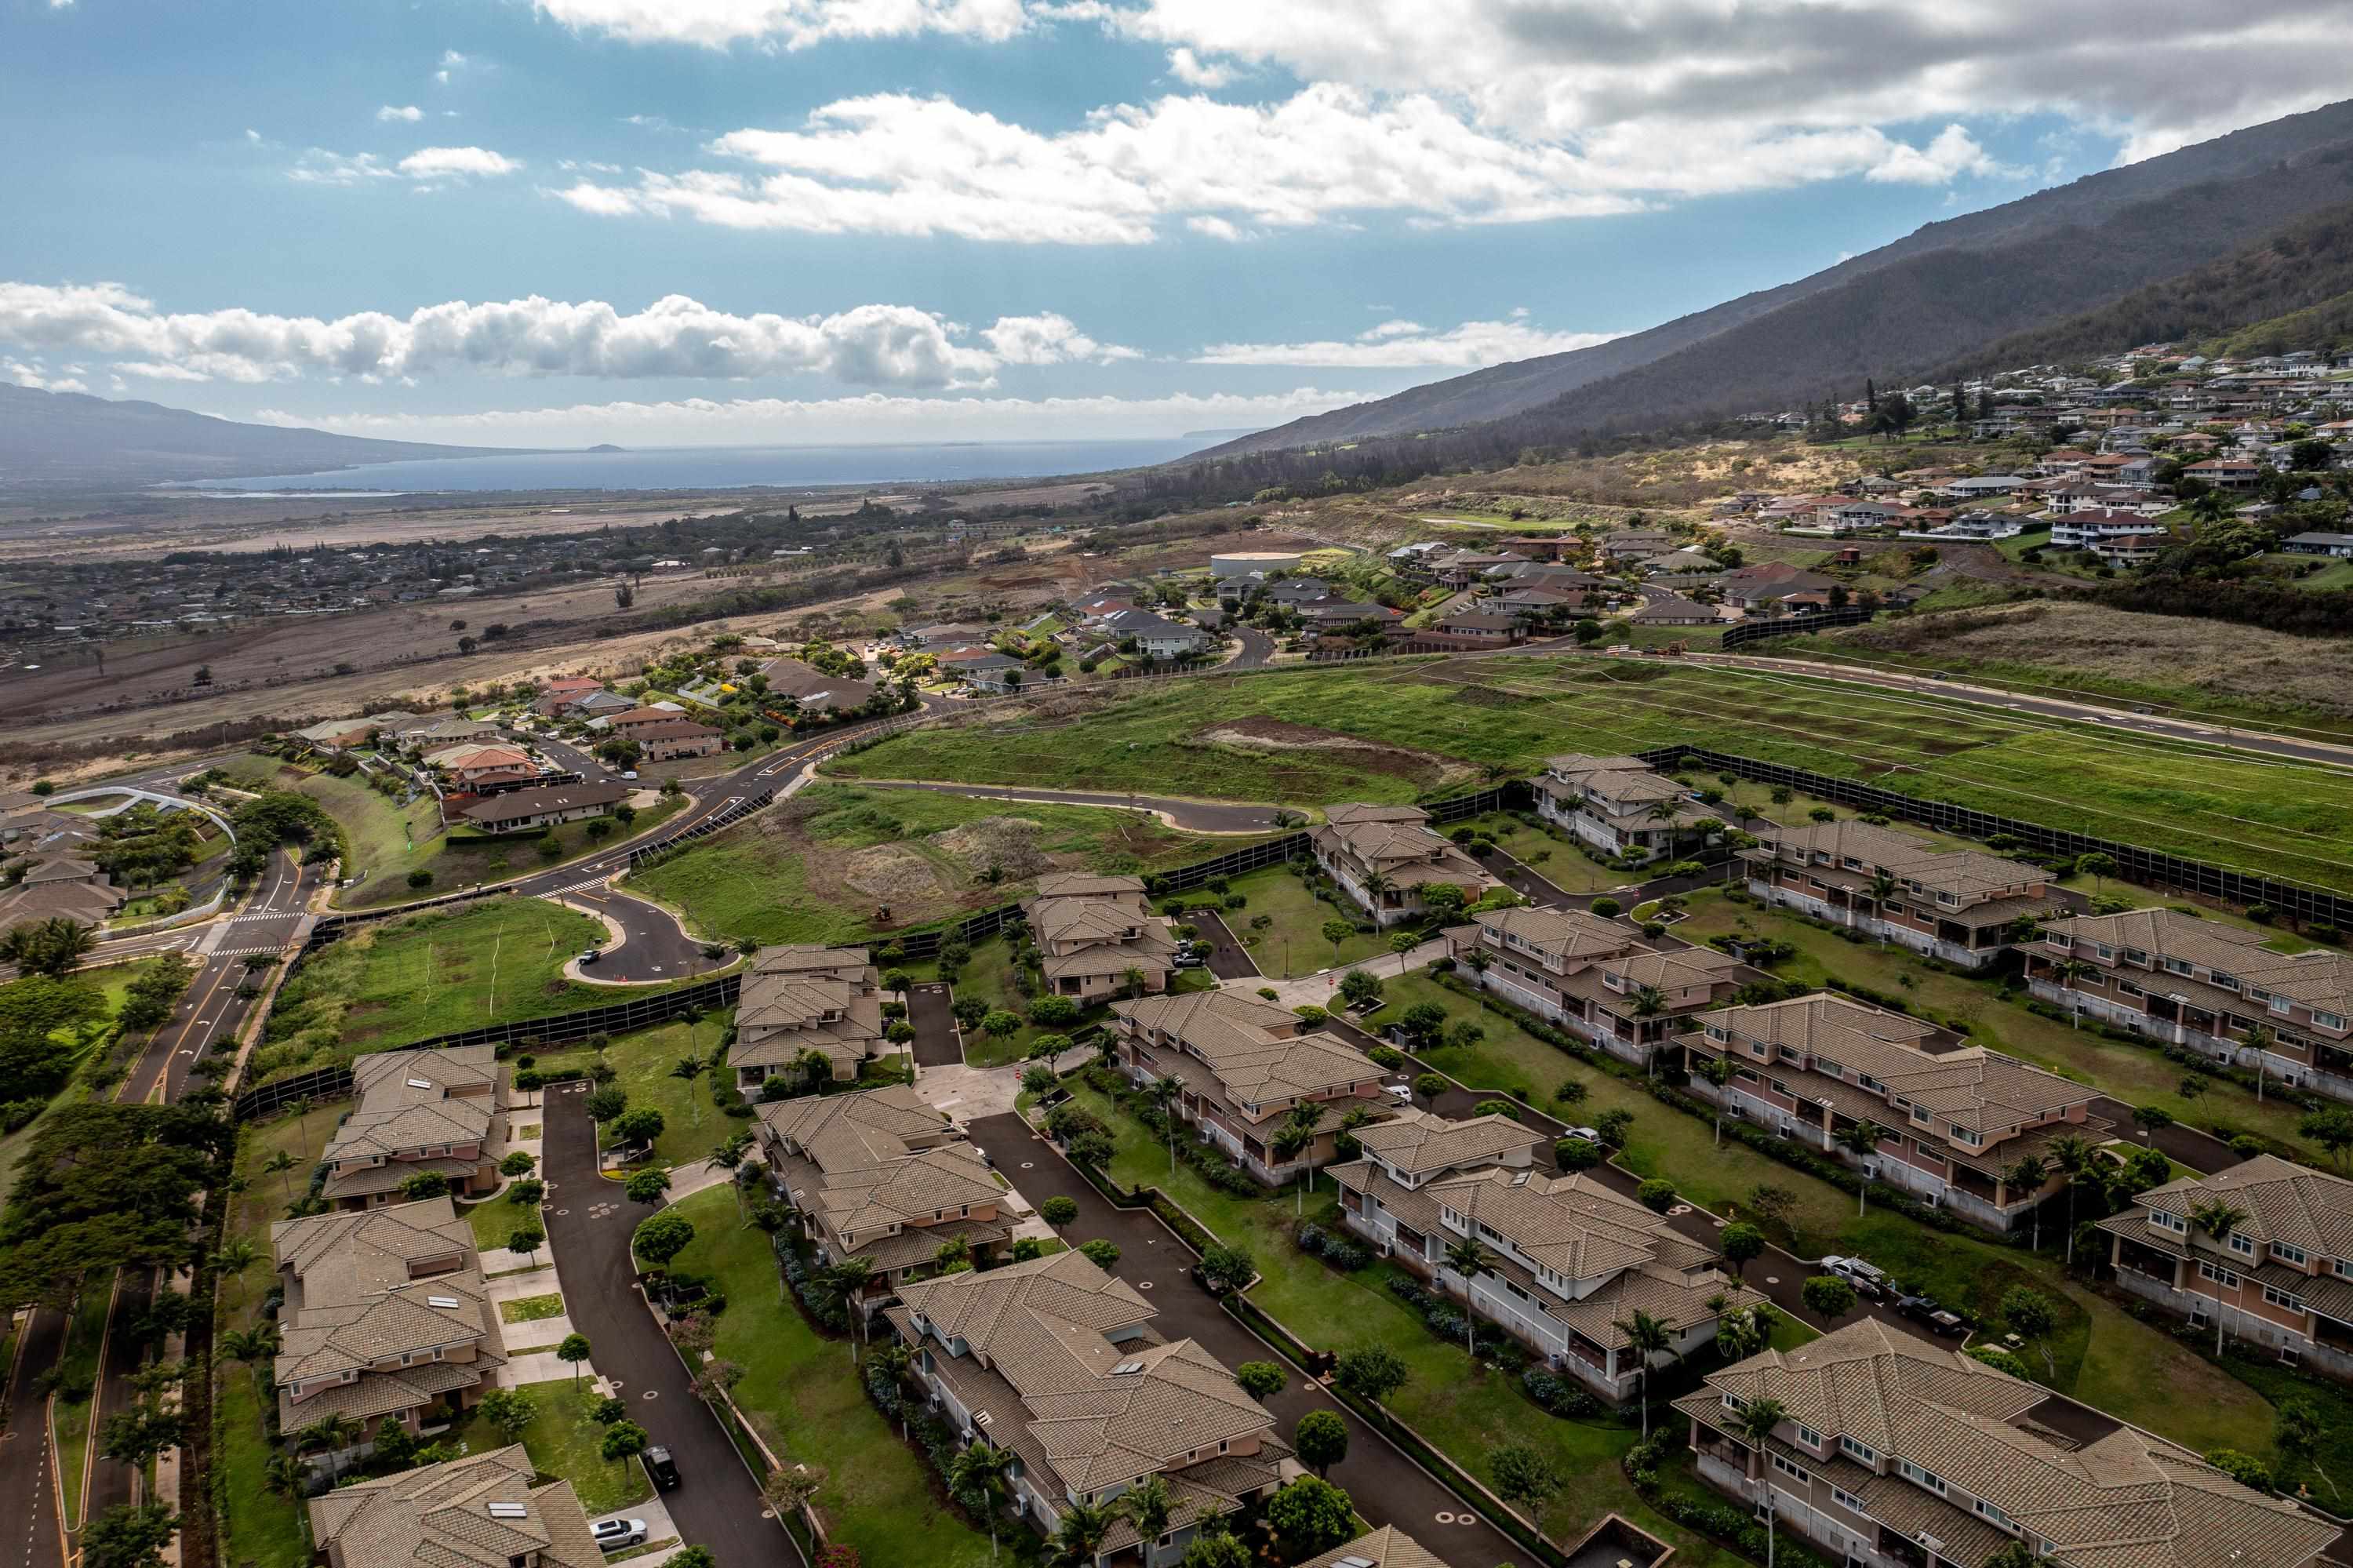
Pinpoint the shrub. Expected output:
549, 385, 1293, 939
1637, 1178, 1677, 1212
1040, 1196, 1078, 1225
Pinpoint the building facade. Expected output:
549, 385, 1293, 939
1741, 819, 2051, 970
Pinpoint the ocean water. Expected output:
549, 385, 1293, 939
189, 438, 1217, 493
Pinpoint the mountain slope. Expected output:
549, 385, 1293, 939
0, 383, 526, 489
1206, 96, 2353, 457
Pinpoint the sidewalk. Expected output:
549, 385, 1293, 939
1226, 931, 1453, 1012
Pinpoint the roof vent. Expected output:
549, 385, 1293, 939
406, 1078, 435, 1090
1510, 1171, 1532, 1187
427, 1295, 462, 1309
487, 1503, 529, 1519
1337, 1559, 1377, 1568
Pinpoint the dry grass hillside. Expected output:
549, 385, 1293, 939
1831, 600, 2353, 719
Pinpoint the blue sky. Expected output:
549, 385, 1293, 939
2, 0, 2345, 446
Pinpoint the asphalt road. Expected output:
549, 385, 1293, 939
857, 780, 1284, 835
962, 1113, 1526, 1568
1183, 911, 1262, 981
540, 1082, 800, 1568
1229, 626, 1277, 670
904, 980, 961, 1069
0, 1307, 69, 1568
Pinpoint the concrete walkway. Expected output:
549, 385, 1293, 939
1231, 932, 1453, 1011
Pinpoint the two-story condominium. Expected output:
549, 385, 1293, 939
885, 1250, 1286, 1565
1296, 1530, 1448, 1568
729, 944, 899, 1090
1333, 1109, 1763, 1400
1309, 803, 1497, 926
1672, 1318, 2335, 1568
1680, 995, 2106, 1231
758, 1086, 1007, 1303
1455, 905, 1747, 1068
271, 1198, 506, 1446
1533, 754, 1716, 864
309, 1445, 603, 1568
2099, 1155, 2353, 1381
320, 1048, 507, 1210
1111, 990, 1392, 1184
1019, 873, 1178, 999
2028, 908, 2353, 1099
1741, 820, 2051, 970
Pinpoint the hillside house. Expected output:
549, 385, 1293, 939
1533, 754, 1718, 864
1332, 1109, 1762, 1399
1019, 873, 1176, 999
1309, 802, 1497, 926
457, 780, 625, 835
1680, 995, 2105, 1231
319, 1047, 506, 1210
309, 1446, 603, 1568
731, 944, 898, 1088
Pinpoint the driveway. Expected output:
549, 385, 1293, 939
541, 1082, 801, 1568
905, 981, 962, 1070
1185, 911, 1260, 981
962, 1113, 1523, 1568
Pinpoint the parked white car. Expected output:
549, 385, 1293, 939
1818, 1254, 1891, 1299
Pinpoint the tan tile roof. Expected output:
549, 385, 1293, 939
1295, 1527, 1452, 1568
322, 1050, 502, 1188
1686, 1319, 2338, 1568
759, 1086, 995, 1242
1757, 820, 2046, 900
2128, 1154, 2353, 1260
1033, 872, 1147, 899
1472, 904, 1636, 964
1349, 1110, 1540, 1179
1115, 991, 1382, 1108
2043, 909, 2352, 1014
733, 945, 885, 1072
310, 1446, 602, 1568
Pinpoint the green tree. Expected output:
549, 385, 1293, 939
99, 1408, 184, 1468
2002, 1286, 2060, 1377
556, 1332, 593, 1384
1047, 1497, 1118, 1566
1118, 1473, 1174, 1557
0, 917, 98, 980
625, 1167, 672, 1206
1293, 1409, 1348, 1478
478, 1387, 536, 1442
599, 1419, 649, 1474
1178, 1533, 1249, 1568
1235, 1360, 1287, 1400
1802, 1276, 1858, 1322
81, 1505, 178, 1568
2300, 1107, 2353, 1175
1615, 1308, 1675, 1438
1264, 1476, 1355, 1561
1320, 918, 1355, 963
1078, 1237, 1121, 1270
1333, 1346, 1408, 1424
1719, 1222, 1764, 1283
1491, 1442, 1564, 1508
947, 1442, 1016, 1559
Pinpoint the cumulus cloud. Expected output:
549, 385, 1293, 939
1193, 315, 1622, 369
245, 384, 1370, 446
528, 2, 2352, 236
0, 281, 1128, 390
376, 104, 424, 122
290, 145, 521, 185
3, 356, 88, 394
526, 0, 1032, 49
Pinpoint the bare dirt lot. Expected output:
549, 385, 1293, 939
1193, 715, 1468, 789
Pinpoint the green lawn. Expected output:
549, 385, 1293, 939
1352, 968, 2282, 1461
53, 1282, 111, 1531
1672, 890, 2318, 1159
225, 752, 420, 893
254, 897, 707, 1085
464, 1191, 551, 1258
336, 796, 686, 911
823, 658, 2353, 897
500, 1293, 565, 1323
1176, 865, 1391, 979
1449, 813, 1627, 895
628, 781, 1246, 950
535, 1019, 733, 1174
448, 1380, 653, 1514
664, 1187, 1003, 1568
942, 936, 1073, 1067
216, 1367, 309, 1568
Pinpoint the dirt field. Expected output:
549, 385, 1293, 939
1194, 716, 1470, 789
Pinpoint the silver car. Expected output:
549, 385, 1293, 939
591, 1520, 648, 1552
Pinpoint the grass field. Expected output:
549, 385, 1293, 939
1176, 865, 1391, 979
629, 782, 1248, 949
336, 796, 686, 911
1451, 812, 1631, 895
466, 1191, 551, 1257
664, 1187, 1003, 1568
255, 897, 688, 1084
1352, 968, 2281, 1459
447, 1380, 653, 1514
53, 1282, 111, 1531
533, 1019, 728, 1173
825, 655, 2353, 896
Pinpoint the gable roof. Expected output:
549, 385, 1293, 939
310, 1446, 602, 1568
1114, 990, 1378, 1108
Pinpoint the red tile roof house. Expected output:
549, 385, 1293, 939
1680, 994, 2108, 1231
1450, 904, 1748, 1069
2025, 908, 2353, 1102
1109, 989, 1396, 1184
1740, 819, 2053, 970
1308, 802, 1498, 926
1331, 1108, 1762, 1401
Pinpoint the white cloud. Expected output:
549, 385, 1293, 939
245, 384, 1369, 445
0, 281, 1129, 391
376, 104, 425, 123
558, 87, 1654, 245
525, 0, 1033, 49
1193, 315, 1622, 369
4, 357, 88, 394
396, 146, 522, 178
1165, 46, 1231, 89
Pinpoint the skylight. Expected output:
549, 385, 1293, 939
427, 1295, 462, 1308
1109, 1360, 1144, 1376
486, 1503, 528, 1519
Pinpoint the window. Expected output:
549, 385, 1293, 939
1771, 1079, 1793, 1097
2321, 1012, 2348, 1031
2165, 958, 2194, 977
1706, 1024, 1727, 1042
1974, 1498, 2018, 1532
1780, 1046, 1803, 1064
2116, 979, 2144, 999
2149, 1209, 2188, 1235
2198, 1261, 2242, 1290
2121, 948, 2146, 965
2046, 934, 2072, 951
1911, 1104, 1932, 1124
2091, 943, 2115, 960
2271, 995, 2294, 1016
1840, 1436, 1878, 1466
2211, 973, 2240, 992
2264, 1285, 2307, 1313
1859, 1074, 1884, 1093
1951, 1125, 1984, 1148
1721, 1392, 1747, 1412
1831, 1486, 1871, 1515
1794, 1424, 1823, 1449
1770, 1452, 1809, 1482
2229, 1232, 2256, 1257
1896, 1459, 1947, 1497
2247, 988, 2273, 1005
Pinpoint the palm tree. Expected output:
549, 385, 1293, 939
262, 1453, 309, 1498
1864, 870, 1897, 944
2049, 960, 2096, 1028
1464, 948, 1492, 1010
671, 1053, 706, 1126
933, 1234, 973, 1272
1833, 1122, 1883, 1217
1147, 1077, 1181, 1176
1615, 1309, 1675, 1439
218, 1325, 278, 1363
1697, 1056, 1735, 1147
262, 1149, 299, 1203
1729, 1396, 1789, 1564
2048, 1134, 2097, 1267
2191, 1201, 2250, 1354
1049, 1496, 1118, 1566
1273, 1111, 1317, 1217
213, 1237, 260, 1304
2003, 1154, 2051, 1251
1359, 868, 1394, 921
1120, 1474, 1175, 1559
2243, 1023, 2276, 1102
947, 1442, 1016, 1560
705, 1138, 747, 1223
1442, 1235, 1496, 1359
828, 1256, 877, 1362
868, 1341, 916, 1439
301, 1413, 364, 1481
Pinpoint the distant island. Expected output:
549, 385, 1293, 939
585, 444, 627, 453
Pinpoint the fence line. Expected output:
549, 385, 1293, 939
1720, 602, 1876, 649
1640, 744, 2353, 928
626, 787, 775, 870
